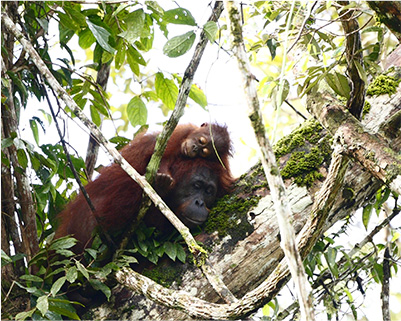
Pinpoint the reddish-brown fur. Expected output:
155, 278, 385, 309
55, 123, 234, 253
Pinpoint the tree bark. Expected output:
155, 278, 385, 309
1, 2, 39, 267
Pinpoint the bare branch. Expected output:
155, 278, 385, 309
224, 1, 314, 319
381, 247, 391, 321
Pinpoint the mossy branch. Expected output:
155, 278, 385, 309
307, 91, 401, 195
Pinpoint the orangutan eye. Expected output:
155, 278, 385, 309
199, 136, 207, 145
202, 148, 210, 156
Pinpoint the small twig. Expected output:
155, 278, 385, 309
43, 83, 96, 212
287, 1, 318, 54
285, 99, 307, 120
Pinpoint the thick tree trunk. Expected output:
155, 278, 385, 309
85, 77, 401, 319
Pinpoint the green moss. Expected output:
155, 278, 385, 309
362, 100, 371, 119
366, 75, 401, 97
274, 119, 324, 158
205, 195, 260, 237
280, 147, 325, 187
142, 264, 182, 288
271, 119, 333, 188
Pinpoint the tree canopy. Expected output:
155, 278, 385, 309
1, 1, 401, 320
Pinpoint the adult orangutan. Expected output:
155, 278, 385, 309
55, 123, 234, 253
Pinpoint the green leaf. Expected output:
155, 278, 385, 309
163, 8, 196, 26
1, 249, 12, 266
344, 286, 354, 303
90, 105, 101, 127
203, 21, 217, 42
17, 149, 28, 169
2, 137, 14, 149
73, 93, 87, 109
362, 204, 373, 230
20, 274, 43, 283
49, 236, 77, 251
189, 84, 207, 108
65, 267, 78, 283
15, 281, 42, 295
36, 18, 49, 33
64, 6, 87, 27
78, 27, 96, 49
47, 299, 80, 320
115, 40, 126, 70
51, 276, 66, 297
277, 78, 290, 107
164, 242, 177, 261
87, 19, 116, 54
127, 96, 147, 127
163, 31, 196, 58
176, 244, 186, 263
127, 46, 146, 66
353, 60, 367, 84
36, 295, 49, 316
89, 279, 111, 300
76, 260, 89, 280
325, 247, 338, 278
266, 38, 278, 60
109, 136, 131, 149
118, 9, 145, 44
56, 249, 75, 258
155, 72, 178, 110
85, 248, 98, 259
126, 50, 140, 76
15, 309, 35, 321
325, 72, 350, 99
372, 262, 383, 283
29, 119, 40, 145
58, 12, 80, 32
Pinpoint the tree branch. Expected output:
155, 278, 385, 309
0, 61, 39, 264
381, 247, 391, 321
307, 92, 401, 195
224, 1, 314, 319
337, 1, 366, 119
367, 1, 401, 41
85, 62, 111, 180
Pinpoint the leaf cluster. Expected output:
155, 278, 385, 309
1, 235, 121, 320
241, 2, 394, 108
128, 223, 187, 265
301, 190, 400, 320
